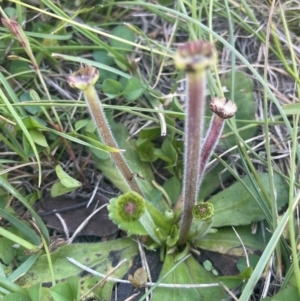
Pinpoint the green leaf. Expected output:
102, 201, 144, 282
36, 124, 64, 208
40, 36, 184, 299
161, 138, 177, 164
2, 293, 31, 301
0, 236, 15, 264
262, 286, 299, 301
209, 173, 288, 227
29, 90, 41, 102
153, 149, 172, 163
137, 141, 158, 162
222, 71, 256, 147
7, 255, 39, 282
66, 277, 79, 301
9, 61, 31, 79
28, 129, 48, 147
123, 77, 144, 101
22, 134, 31, 156
282, 103, 300, 115
0, 177, 48, 244
198, 163, 231, 200
55, 165, 81, 189
4, 7, 17, 18
0, 276, 28, 295
195, 226, 267, 255
27, 283, 41, 301
92, 49, 115, 66
0, 210, 41, 246
136, 127, 161, 162
51, 165, 82, 197
18, 116, 47, 130
170, 97, 184, 120
217, 266, 253, 289
19, 92, 42, 115
137, 127, 161, 148
163, 176, 181, 204
237, 255, 260, 272
113, 57, 129, 71
102, 78, 123, 98
17, 238, 138, 301
50, 182, 80, 198
74, 119, 90, 131
110, 25, 135, 53
84, 133, 110, 160
50, 281, 74, 301
151, 255, 225, 301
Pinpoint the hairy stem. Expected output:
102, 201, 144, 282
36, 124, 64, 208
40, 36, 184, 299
174, 41, 217, 246
198, 114, 224, 187
178, 73, 206, 245
198, 97, 237, 189
84, 85, 143, 195
68, 66, 143, 196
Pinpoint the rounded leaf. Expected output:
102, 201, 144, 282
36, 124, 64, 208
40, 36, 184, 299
110, 25, 135, 53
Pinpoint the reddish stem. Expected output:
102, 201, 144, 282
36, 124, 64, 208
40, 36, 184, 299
178, 73, 206, 246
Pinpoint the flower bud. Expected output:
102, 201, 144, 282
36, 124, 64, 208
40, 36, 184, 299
210, 97, 237, 119
67, 65, 99, 90
174, 40, 217, 73
189, 202, 214, 240
192, 202, 214, 221
164, 209, 175, 221
116, 191, 145, 222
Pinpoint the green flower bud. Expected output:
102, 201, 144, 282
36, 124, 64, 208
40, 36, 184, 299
108, 192, 148, 236
189, 202, 214, 240
117, 191, 145, 222
192, 202, 214, 221
164, 209, 175, 221
108, 191, 170, 245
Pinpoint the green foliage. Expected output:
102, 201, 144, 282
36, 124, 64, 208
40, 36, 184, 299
110, 25, 135, 54
102, 78, 122, 98
197, 226, 267, 256
0, 236, 15, 265
9, 61, 31, 79
101, 76, 145, 101
262, 287, 300, 301
50, 165, 82, 197
237, 255, 260, 272
0, 1, 298, 300
151, 254, 226, 300
209, 173, 288, 227
123, 77, 144, 101
92, 49, 118, 82
163, 176, 181, 204
2, 293, 31, 301
50, 278, 79, 301
16, 239, 138, 301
